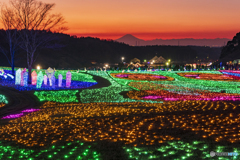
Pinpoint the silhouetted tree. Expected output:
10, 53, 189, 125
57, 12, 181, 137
0, 4, 20, 76
8, 0, 67, 83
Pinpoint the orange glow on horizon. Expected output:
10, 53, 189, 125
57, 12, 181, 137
69, 31, 237, 40
1, 0, 240, 40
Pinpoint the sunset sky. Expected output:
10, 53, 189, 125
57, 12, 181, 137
1, 0, 240, 40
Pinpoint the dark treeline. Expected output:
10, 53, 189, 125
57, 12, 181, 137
219, 32, 240, 62
0, 31, 222, 69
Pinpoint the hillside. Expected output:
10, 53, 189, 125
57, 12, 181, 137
0, 33, 222, 69
219, 32, 240, 62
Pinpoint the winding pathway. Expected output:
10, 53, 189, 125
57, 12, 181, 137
0, 73, 111, 121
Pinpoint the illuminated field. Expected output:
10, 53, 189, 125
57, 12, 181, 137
0, 69, 240, 159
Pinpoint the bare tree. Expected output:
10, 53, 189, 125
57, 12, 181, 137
9, 0, 67, 83
0, 4, 20, 76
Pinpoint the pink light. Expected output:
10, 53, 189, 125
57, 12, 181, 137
1, 108, 40, 119
31, 70, 37, 85
141, 95, 240, 101
142, 95, 162, 99
1, 113, 24, 119
220, 70, 240, 73
152, 76, 167, 79
116, 74, 128, 78
21, 109, 40, 113
185, 74, 199, 77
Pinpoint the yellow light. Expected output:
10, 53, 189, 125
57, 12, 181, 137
37, 65, 41, 70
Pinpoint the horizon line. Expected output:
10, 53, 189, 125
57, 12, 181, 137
68, 33, 232, 41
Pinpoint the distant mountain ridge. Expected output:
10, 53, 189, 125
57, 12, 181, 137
115, 34, 230, 47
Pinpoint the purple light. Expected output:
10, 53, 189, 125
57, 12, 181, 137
1, 113, 24, 119
142, 95, 162, 99
152, 76, 167, 79
141, 95, 240, 101
116, 74, 128, 78
21, 109, 40, 113
1, 108, 40, 119
185, 74, 199, 77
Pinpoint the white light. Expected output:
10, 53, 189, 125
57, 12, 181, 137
37, 65, 41, 70
122, 57, 124, 60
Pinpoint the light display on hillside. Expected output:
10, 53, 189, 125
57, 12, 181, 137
20, 68, 26, 86
15, 68, 21, 85
52, 75, 56, 88
58, 74, 62, 87
46, 67, 55, 86
178, 72, 240, 81
31, 70, 37, 85
44, 75, 47, 85
23, 71, 28, 87
66, 71, 72, 88
36, 71, 44, 88
111, 73, 174, 81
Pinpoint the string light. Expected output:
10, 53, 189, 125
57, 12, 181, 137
123, 141, 240, 159
0, 140, 101, 160
0, 69, 97, 91
111, 73, 174, 81
1, 68, 240, 159
0, 94, 8, 104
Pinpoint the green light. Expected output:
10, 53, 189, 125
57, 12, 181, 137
48, 155, 52, 158
34, 90, 79, 103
